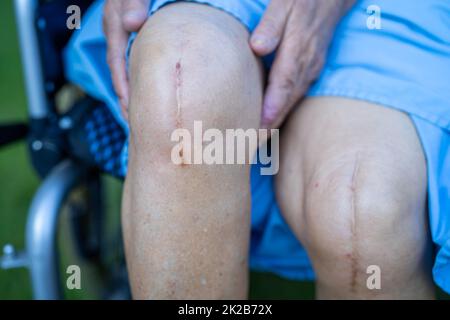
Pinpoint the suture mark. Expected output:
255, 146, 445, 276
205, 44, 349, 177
175, 60, 186, 166
175, 61, 182, 126
349, 152, 360, 293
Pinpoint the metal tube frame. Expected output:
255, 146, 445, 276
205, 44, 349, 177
10, 0, 120, 300
26, 160, 87, 299
12, 0, 76, 299
14, 0, 49, 119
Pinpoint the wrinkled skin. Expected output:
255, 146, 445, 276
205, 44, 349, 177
103, 0, 355, 126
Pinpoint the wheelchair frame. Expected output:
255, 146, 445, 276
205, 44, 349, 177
0, 0, 123, 299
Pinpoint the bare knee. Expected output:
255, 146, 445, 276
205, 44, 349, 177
300, 151, 430, 296
127, 3, 263, 163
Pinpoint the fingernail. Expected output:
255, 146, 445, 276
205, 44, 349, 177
251, 36, 267, 49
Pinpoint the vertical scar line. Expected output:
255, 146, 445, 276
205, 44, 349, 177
175, 60, 185, 164
175, 61, 182, 126
349, 152, 360, 293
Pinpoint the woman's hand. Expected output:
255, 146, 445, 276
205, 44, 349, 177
250, 0, 355, 129
103, 0, 150, 117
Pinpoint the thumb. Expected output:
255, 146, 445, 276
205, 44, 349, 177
250, 0, 289, 56
122, 0, 151, 32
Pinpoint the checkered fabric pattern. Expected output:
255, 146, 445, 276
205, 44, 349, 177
84, 105, 126, 178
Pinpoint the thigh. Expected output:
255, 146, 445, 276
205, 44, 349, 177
276, 97, 432, 297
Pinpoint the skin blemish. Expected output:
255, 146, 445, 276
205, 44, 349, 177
168, 280, 176, 297
178, 148, 187, 167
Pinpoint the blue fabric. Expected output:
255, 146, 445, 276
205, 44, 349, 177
64, 0, 450, 292
85, 105, 126, 175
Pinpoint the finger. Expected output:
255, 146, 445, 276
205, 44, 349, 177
122, 0, 150, 32
107, 41, 129, 109
261, 21, 305, 129
104, 5, 130, 109
250, 0, 291, 56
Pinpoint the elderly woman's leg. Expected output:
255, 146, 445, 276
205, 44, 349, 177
121, 3, 263, 299
277, 97, 434, 299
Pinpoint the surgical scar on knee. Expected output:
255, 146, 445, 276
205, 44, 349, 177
348, 153, 360, 293
175, 61, 186, 166
175, 61, 182, 128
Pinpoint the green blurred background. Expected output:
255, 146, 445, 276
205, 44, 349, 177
0, 0, 447, 300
